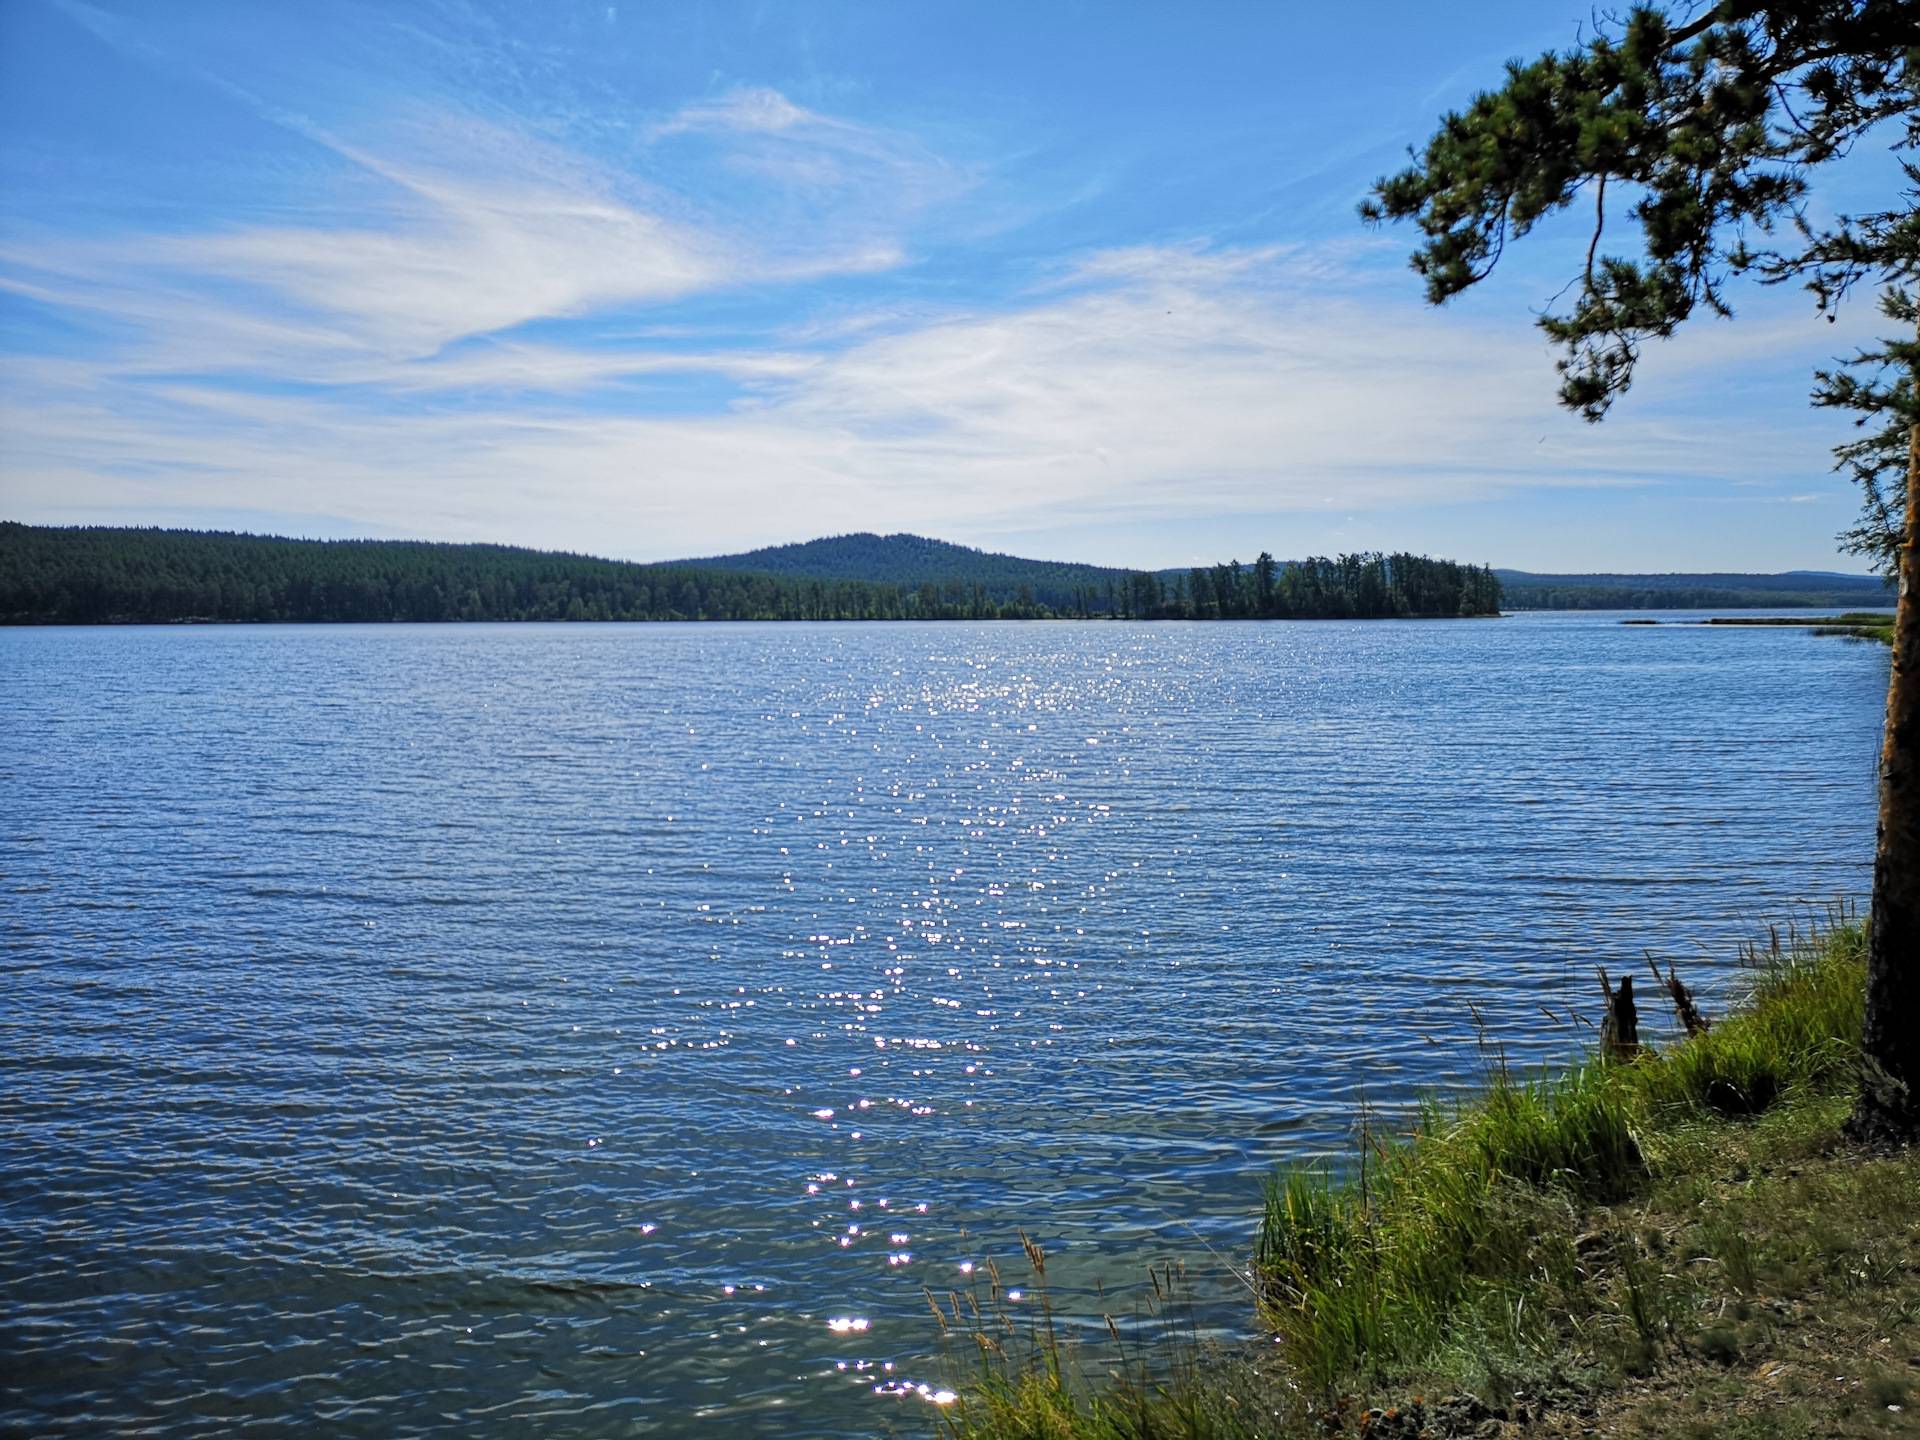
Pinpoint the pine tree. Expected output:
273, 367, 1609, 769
1364, 1, 1918, 1138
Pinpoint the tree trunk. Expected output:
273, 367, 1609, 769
1598, 968, 1639, 1062
1851, 414, 1920, 1144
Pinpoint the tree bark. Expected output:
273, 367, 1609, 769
1598, 968, 1639, 1062
1851, 412, 1920, 1144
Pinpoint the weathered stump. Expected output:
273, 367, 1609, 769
1597, 968, 1639, 1062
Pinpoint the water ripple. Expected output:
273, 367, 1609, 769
0, 614, 1884, 1437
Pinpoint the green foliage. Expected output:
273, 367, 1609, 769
1254, 1060, 1640, 1392
1638, 924, 1865, 1116
1815, 283, 1920, 575
701, 533, 1504, 619
690, 532, 1134, 613
941, 1253, 1308, 1440
1254, 923, 1866, 1392
0, 524, 1502, 625
1364, 1, 1919, 556
950, 924, 1896, 1440
957, 1090, 1920, 1440
948, 1370, 1265, 1440
0, 522, 1014, 623
1809, 611, 1897, 641
1144, 552, 1501, 620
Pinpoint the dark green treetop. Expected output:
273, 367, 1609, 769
1361, 2, 1917, 562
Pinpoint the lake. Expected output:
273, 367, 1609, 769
0, 614, 1887, 1437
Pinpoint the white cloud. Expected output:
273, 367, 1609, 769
7, 167, 776, 372
0, 10, 1873, 561
652, 86, 820, 138
649, 84, 973, 229
0, 242, 1860, 560
0, 80, 930, 379
363, 342, 821, 392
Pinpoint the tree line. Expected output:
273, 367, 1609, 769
1501, 582, 1892, 611
1082, 551, 1501, 619
0, 525, 1500, 625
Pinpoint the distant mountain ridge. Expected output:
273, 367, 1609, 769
1491, 566, 1893, 610
689, 533, 1133, 611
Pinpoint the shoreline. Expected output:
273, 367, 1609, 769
1623, 612, 1895, 644
948, 920, 1908, 1439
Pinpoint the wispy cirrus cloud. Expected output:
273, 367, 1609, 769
8, 5, 946, 375
0, 90, 919, 377
648, 82, 974, 242
1, 0, 1884, 570
0, 238, 1855, 558
650, 85, 822, 139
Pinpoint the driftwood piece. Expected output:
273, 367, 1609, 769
1646, 955, 1711, 1037
1597, 967, 1640, 1062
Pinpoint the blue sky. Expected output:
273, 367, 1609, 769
0, 0, 1904, 572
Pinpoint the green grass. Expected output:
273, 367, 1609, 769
935, 1246, 1294, 1440
1810, 612, 1896, 644
1689, 613, 1894, 644
944, 922, 1877, 1440
1254, 923, 1865, 1393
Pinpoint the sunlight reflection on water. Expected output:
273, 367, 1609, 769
0, 614, 1885, 1437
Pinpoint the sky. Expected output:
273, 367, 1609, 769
0, 0, 1907, 573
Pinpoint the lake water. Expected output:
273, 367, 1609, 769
0, 614, 1888, 1437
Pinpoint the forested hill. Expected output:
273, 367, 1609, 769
689, 533, 1128, 612
0, 525, 958, 625
0, 524, 1498, 623
1496, 568, 1894, 610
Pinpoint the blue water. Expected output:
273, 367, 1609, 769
0, 614, 1887, 1437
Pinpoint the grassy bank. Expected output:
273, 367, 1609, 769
945, 922, 1917, 1439
1704, 614, 1895, 644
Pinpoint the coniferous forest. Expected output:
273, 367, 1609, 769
0, 524, 1502, 624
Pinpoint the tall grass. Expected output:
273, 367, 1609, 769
946, 921, 1868, 1437
938, 1244, 1284, 1440
1254, 921, 1867, 1392
1809, 613, 1896, 644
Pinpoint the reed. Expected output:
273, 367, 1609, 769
948, 918, 1872, 1438
938, 1248, 1284, 1440
1254, 919, 1866, 1391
